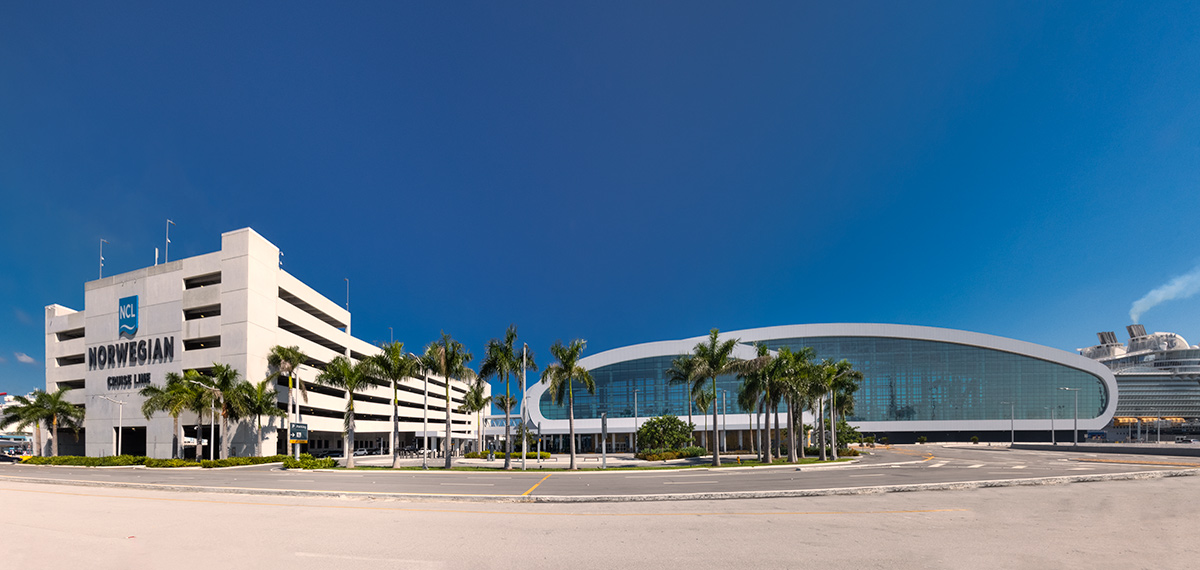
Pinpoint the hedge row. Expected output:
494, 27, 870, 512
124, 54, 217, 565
145, 458, 200, 468
283, 453, 338, 469
21, 455, 147, 466
464, 451, 552, 459
199, 455, 287, 468
22, 454, 291, 468
636, 446, 707, 461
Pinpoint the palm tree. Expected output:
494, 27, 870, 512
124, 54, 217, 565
184, 370, 217, 460
1, 392, 45, 456
492, 394, 517, 454
39, 388, 85, 457
421, 332, 476, 469
314, 355, 373, 468
459, 380, 492, 454
765, 345, 814, 463
478, 326, 538, 470
665, 354, 702, 445
237, 378, 286, 456
363, 342, 419, 467
204, 363, 249, 460
267, 345, 309, 458
825, 359, 862, 461
140, 372, 197, 458
690, 329, 749, 467
540, 339, 594, 470
807, 360, 834, 461
736, 344, 775, 462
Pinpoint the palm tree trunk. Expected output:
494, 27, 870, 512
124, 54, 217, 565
568, 388, 577, 470
220, 407, 230, 460
504, 375, 512, 470
687, 402, 693, 447
787, 396, 798, 463
763, 401, 771, 463
52, 417, 59, 457
831, 392, 839, 461
711, 377, 720, 467
33, 421, 42, 457
818, 396, 827, 462
172, 416, 180, 459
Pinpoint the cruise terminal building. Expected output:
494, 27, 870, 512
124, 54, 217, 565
526, 324, 1118, 449
44, 228, 482, 458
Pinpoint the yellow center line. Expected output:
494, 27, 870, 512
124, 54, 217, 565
521, 473, 553, 496
0, 486, 967, 517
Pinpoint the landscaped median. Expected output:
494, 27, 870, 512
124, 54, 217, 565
19, 455, 289, 468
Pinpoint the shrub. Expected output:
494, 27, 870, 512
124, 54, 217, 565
283, 453, 338, 469
199, 455, 287, 469
21, 455, 147, 467
970, 436, 980, 444
464, 451, 551, 460
145, 458, 201, 468
636, 446, 706, 461
862, 436, 875, 446
879, 437, 889, 445
636, 415, 696, 451
917, 436, 927, 444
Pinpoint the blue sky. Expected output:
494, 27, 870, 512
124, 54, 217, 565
3, 3, 1200, 408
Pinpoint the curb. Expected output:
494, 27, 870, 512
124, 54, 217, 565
1, 467, 1195, 504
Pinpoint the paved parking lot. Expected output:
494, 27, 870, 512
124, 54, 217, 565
1, 445, 1195, 501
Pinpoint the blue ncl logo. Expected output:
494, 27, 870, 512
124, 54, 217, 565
118, 295, 138, 338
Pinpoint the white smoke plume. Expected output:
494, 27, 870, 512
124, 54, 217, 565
1130, 264, 1200, 323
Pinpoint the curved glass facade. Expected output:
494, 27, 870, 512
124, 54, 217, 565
539, 336, 1109, 424
538, 355, 764, 422
759, 337, 1108, 422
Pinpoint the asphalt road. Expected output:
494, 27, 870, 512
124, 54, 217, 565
1, 445, 1195, 500
3, 472, 1198, 569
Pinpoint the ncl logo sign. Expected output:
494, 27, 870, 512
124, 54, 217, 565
118, 295, 138, 338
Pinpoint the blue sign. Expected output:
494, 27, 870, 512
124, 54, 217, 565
118, 295, 138, 338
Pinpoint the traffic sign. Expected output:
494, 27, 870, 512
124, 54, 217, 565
289, 422, 308, 444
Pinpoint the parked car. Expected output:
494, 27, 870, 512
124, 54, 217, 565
353, 448, 369, 456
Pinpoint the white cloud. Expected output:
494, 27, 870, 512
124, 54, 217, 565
14, 352, 36, 364
0, 355, 6, 363
1130, 265, 1200, 323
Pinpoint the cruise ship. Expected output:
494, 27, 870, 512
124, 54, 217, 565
1079, 324, 1200, 436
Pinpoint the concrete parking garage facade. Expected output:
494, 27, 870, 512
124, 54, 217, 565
44, 228, 482, 458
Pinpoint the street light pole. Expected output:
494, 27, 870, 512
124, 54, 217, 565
521, 343, 528, 471
99, 396, 125, 456
411, 353, 428, 470
1001, 401, 1014, 445
1060, 387, 1079, 446
185, 377, 217, 460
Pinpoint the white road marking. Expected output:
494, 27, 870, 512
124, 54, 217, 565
439, 482, 495, 486
663, 480, 719, 485
966, 464, 983, 469
1012, 465, 1027, 469
295, 552, 445, 568
1068, 467, 1094, 471
929, 461, 949, 468
626, 472, 735, 479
